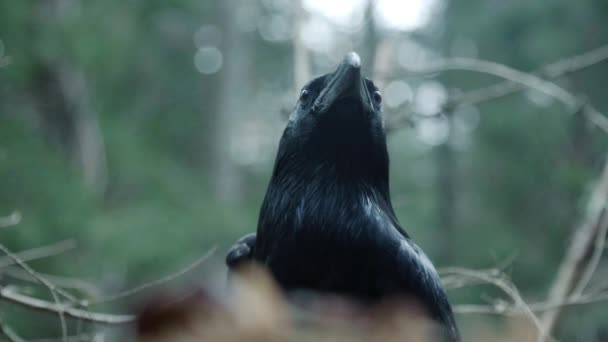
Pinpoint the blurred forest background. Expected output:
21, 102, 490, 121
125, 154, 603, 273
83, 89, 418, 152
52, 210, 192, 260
1, 0, 608, 341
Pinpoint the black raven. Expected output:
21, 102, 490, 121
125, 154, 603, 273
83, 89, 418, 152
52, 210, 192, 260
227, 52, 459, 341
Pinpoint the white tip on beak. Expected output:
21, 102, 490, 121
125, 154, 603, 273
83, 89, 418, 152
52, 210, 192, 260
345, 52, 361, 69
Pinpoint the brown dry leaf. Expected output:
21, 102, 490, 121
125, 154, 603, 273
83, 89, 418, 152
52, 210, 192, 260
137, 265, 472, 342
229, 263, 292, 341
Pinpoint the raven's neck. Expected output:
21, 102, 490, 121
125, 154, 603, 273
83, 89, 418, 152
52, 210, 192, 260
270, 161, 391, 203
257, 154, 397, 236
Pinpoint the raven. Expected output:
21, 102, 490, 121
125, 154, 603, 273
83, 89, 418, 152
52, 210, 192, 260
227, 52, 459, 341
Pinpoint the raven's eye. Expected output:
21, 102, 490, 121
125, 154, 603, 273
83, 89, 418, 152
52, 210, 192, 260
372, 90, 382, 105
300, 89, 310, 102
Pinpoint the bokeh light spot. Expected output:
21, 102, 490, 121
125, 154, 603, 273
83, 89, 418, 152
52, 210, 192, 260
258, 14, 293, 42
416, 117, 450, 146
414, 81, 447, 116
194, 46, 223, 75
374, 0, 439, 32
384, 80, 413, 108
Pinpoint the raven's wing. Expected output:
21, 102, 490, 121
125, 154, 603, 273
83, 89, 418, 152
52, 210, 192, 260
393, 236, 460, 342
226, 233, 256, 268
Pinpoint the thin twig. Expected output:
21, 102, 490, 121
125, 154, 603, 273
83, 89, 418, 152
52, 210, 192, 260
540, 156, 608, 338
0, 243, 79, 304
440, 267, 548, 341
541, 44, 608, 76
0, 287, 134, 324
386, 44, 608, 133
90, 246, 217, 305
0, 239, 77, 269
453, 291, 608, 315
571, 206, 608, 296
406, 57, 581, 109
0, 239, 94, 339
50, 290, 68, 341
0, 211, 21, 228
2, 267, 101, 298
448, 43, 608, 109
29, 333, 95, 342
0, 244, 75, 341
0, 242, 77, 340
412, 44, 608, 110
442, 275, 488, 290
0, 316, 24, 342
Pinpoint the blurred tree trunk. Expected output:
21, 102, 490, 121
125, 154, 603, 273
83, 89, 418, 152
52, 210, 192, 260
435, 27, 459, 260
292, 0, 310, 91
363, 2, 395, 99
31, 0, 108, 196
56, 62, 108, 195
209, 0, 251, 205
540, 155, 608, 339
360, 1, 377, 76
436, 112, 457, 260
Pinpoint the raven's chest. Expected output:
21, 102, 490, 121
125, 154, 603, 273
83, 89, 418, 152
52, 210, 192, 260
254, 195, 402, 297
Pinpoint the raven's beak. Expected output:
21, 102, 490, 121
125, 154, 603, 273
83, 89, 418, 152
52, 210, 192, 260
313, 52, 372, 114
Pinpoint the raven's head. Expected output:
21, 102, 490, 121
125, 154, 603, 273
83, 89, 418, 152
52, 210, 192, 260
276, 52, 388, 185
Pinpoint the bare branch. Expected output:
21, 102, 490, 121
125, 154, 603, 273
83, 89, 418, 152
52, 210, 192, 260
540, 156, 608, 337
405, 57, 581, 109
0, 248, 215, 327
571, 204, 608, 297
3, 267, 101, 298
440, 267, 548, 341
421, 44, 608, 109
90, 246, 217, 305
50, 290, 68, 341
0, 242, 79, 304
0, 239, 77, 269
582, 106, 608, 133
453, 291, 608, 315
449, 44, 608, 108
30, 334, 95, 342
541, 44, 608, 77
386, 44, 608, 133
0, 287, 134, 324
0, 242, 81, 340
